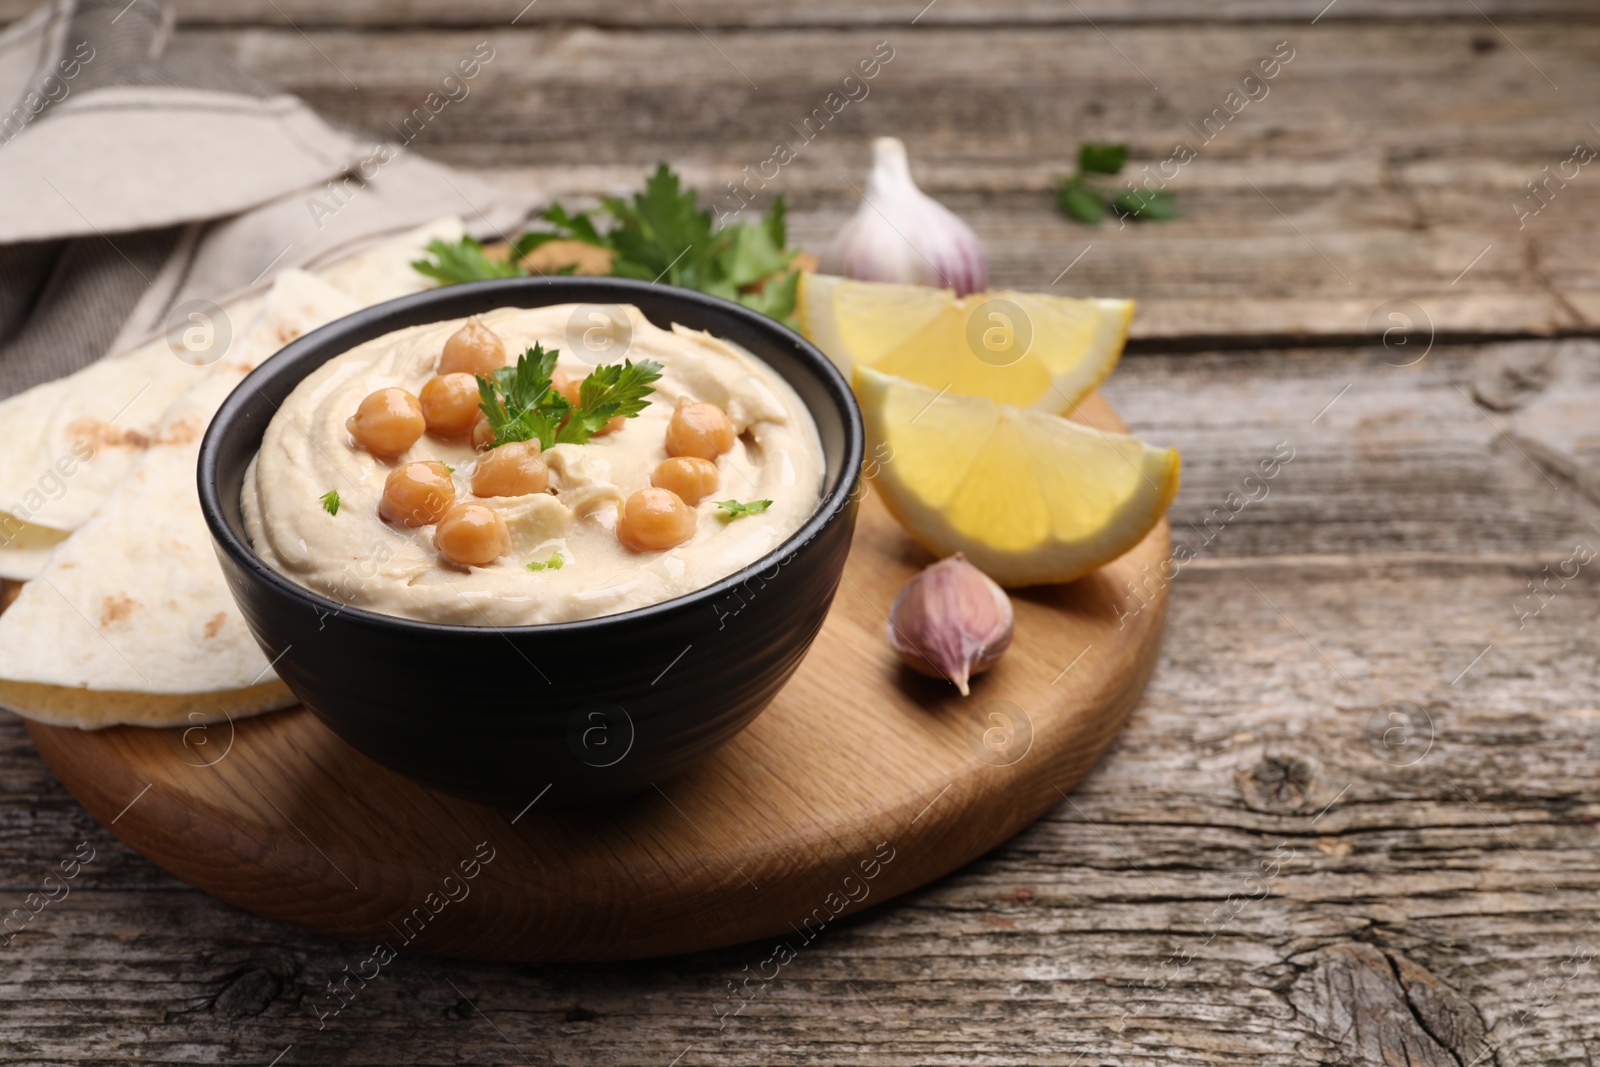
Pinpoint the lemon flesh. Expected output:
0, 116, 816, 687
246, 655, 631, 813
799, 273, 1134, 413
855, 365, 1179, 587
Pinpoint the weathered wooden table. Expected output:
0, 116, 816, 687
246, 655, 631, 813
4, 2, 1599, 1063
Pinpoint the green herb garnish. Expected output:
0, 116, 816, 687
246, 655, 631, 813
526, 550, 564, 571
411, 236, 524, 285
319, 490, 339, 515
475, 342, 663, 450
412, 165, 801, 325
716, 499, 773, 521
559, 358, 664, 443
1057, 142, 1177, 225
475, 343, 567, 449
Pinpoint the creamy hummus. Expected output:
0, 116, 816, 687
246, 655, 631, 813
242, 305, 824, 625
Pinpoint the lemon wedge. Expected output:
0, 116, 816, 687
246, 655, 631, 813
799, 273, 1135, 413
855, 365, 1179, 587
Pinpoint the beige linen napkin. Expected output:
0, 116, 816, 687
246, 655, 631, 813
0, 0, 536, 397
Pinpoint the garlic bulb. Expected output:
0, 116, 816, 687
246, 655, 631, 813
822, 137, 989, 296
887, 553, 1014, 695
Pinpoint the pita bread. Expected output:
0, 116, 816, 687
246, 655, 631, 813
0, 218, 464, 580
0, 220, 471, 727
0, 270, 358, 725
0, 679, 292, 729
0, 518, 69, 580
314, 217, 460, 306
0, 298, 260, 575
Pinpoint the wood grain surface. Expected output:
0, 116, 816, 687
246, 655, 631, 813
146, 15, 1600, 346
3, 1, 1593, 27
4, 1, 1600, 1064
21, 411, 1169, 962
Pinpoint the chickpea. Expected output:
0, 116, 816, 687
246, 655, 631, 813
470, 410, 497, 451
379, 461, 455, 527
419, 373, 482, 437
554, 369, 624, 436
438, 319, 506, 377
347, 388, 425, 456
664, 399, 734, 460
617, 487, 696, 552
651, 456, 718, 505
472, 440, 548, 497
434, 502, 510, 567
555, 370, 582, 407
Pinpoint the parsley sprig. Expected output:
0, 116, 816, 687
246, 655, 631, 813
475, 342, 663, 451
320, 490, 340, 515
561, 358, 664, 442
1057, 143, 1177, 225
411, 235, 523, 285
412, 165, 801, 325
475, 344, 565, 449
526, 550, 564, 571
716, 499, 773, 521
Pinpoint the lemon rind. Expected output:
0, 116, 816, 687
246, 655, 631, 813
855, 364, 1180, 588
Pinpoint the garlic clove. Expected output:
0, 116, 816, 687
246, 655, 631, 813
821, 137, 989, 297
886, 552, 1014, 696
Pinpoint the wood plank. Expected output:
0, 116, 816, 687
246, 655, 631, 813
6, 0, 1598, 29
3, 337, 1596, 1061
3, 564, 1597, 1063
4, 6, 1598, 1059
1104, 339, 1600, 561
154, 21, 1600, 341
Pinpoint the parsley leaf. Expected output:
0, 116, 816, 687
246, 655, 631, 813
512, 204, 610, 255
411, 237, 525, 285
476, 344, 663, 450
603, 165, 718, 288
319, 490, 339, 515
738, 267, 801, 323
1057, 181, 1106, 224
526, 550, 564, 571
722, 197, 793, 289
1057, 143, 1178, 226
475, 343, 568, 450
555, 358, 664, 445
1078, 142, 1129, 174
716, 499, 773, 520
414, 165, 801, 326
1112, 187, 1179, 221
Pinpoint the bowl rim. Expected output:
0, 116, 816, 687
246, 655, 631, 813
197, 275, 864, 638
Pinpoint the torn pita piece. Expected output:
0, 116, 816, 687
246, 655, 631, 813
0, 308, 245, 568
0, 269, 363, 726
0, 222, 474, 727
0, 222, 466, 727
0, 220, 460, 580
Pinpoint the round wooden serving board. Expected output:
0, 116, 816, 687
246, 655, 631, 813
27, 395, 1169, 962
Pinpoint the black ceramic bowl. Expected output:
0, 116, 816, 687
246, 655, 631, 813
198, 277, 862, 808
